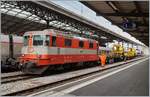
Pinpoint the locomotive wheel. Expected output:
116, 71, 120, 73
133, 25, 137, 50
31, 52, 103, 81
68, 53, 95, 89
21, 62, 49, 74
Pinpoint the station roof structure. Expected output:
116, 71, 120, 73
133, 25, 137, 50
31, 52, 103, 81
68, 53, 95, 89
1, 1, 148, 46
1, 1, 118, 46
81, 1, 149, 46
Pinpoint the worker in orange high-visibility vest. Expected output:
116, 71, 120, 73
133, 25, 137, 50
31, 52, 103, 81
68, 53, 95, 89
99, 52, 107, 67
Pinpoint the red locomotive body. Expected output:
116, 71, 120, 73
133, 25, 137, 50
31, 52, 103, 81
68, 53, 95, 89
19, 29, 99, 74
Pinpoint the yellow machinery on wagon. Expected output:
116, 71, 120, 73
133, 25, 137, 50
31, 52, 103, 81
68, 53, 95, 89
112, 44, 125, 62
124, 48, 136, 59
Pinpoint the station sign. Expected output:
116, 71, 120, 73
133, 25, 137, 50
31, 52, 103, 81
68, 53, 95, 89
122, 20, 137, 31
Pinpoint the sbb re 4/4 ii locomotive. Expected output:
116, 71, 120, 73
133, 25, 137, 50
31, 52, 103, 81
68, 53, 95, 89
19, 29, 99, 74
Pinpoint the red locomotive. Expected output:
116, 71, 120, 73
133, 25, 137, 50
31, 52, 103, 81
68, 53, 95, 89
19, 29, 99, 74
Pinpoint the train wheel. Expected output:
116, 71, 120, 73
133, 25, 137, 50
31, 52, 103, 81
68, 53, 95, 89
21, 62, 49, 74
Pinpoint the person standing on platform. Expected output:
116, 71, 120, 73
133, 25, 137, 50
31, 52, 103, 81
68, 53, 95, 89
99, 51, 107, 67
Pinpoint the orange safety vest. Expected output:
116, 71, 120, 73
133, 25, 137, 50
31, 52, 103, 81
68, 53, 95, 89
99, 54, 106, 66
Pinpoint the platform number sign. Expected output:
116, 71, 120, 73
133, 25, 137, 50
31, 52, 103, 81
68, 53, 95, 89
123, 20, 137, 30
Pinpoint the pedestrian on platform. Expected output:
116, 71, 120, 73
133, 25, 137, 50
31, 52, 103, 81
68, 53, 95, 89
99, 51, 106, 67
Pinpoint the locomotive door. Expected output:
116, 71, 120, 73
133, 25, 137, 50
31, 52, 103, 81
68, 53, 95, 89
55, 35, 62, 55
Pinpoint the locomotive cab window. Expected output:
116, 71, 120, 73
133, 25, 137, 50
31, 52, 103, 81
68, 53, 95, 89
79, 40, 84, 48
33, 35, 43, 46
45, 35, 50, 46
65, 38, 72, 47
23, 36, 29, 46
89, 42, 93, 48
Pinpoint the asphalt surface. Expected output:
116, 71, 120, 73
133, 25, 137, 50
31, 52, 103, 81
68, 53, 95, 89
71, 59, 149, 96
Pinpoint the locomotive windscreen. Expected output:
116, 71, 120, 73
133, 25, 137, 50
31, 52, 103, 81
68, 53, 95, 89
23, 35, 50, 46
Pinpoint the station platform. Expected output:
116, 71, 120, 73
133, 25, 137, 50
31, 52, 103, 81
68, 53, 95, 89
71, 58, 149, 96
48, 57, 149, 96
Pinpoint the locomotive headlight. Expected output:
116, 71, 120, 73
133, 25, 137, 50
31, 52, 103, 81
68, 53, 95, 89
22, 54, 25, 56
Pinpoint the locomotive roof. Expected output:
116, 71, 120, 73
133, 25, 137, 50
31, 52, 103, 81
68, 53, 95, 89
24, 29, 97, 42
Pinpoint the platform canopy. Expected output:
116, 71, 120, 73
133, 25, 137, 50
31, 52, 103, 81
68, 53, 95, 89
81, 1, 149, 46
0, 1, 128, 47
1, 1, 118, 46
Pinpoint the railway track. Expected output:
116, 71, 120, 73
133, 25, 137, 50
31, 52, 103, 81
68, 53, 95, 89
1, 56, 146, 96
1, 75, 35, 84
1, 71, 25, 79
1, 71, 41, 84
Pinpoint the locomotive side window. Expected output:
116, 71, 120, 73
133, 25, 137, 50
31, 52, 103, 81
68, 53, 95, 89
33, 35, 43, 46
79, 40, 84, 48
45, 35, 50, 46
52, 36, 56, 46
65, 38, 72, 47
89, 42, 93, 48
24, 36, 29, 46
